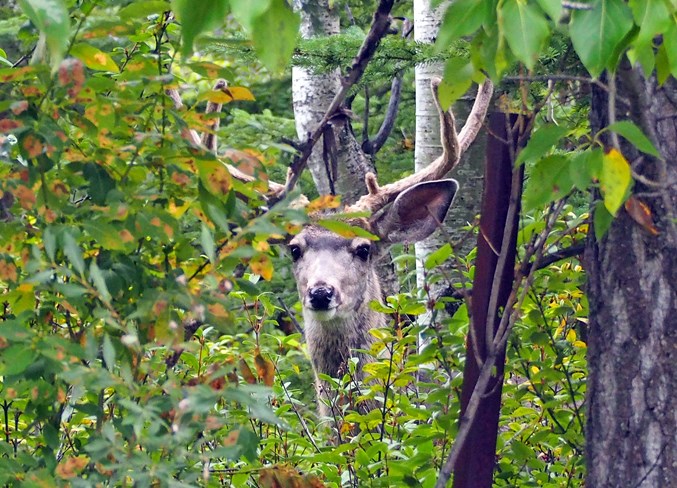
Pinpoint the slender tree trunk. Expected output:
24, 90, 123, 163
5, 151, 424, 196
586, 64, 677, 487
291, 0, 372, 204
413, 0, 445, 299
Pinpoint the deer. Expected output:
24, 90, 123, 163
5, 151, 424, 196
168, 76, 493, 418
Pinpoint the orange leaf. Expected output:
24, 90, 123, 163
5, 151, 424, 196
250, 253, 273, 281
55, 456, 89, 479
307, 194, 341, 213
239, 358, 257, 384
254, 350, 275, 387
624, 196, 659, 236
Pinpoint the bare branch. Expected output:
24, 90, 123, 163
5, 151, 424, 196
279, 0, 397, 200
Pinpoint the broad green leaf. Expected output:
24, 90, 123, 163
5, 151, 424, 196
570, 0, 634, 77
600, 148, 632, 214
516, 124, 569, 165
569, 148, 603, 190
628, 40, 656, 77
605, 120, 660, 157
663, 22, 677, 79
118, 1, 169, 20
63, 232, 85, 276
71, 43, 120, 72
250, 0, 299, 72
523, 155, 573, 209
172, 0, 228, 58
501, 0, 550, 69
230, 0, 271, 31
0, 345, 36, 376
439, 58, 474, 109
0, 48, 11, 67
436, 0, 487, 48
535, 0, 562, 21
628, 0, 672, 46
593, 200, 614, 239
425, 243, 453, 270
90, 261, 112, 303
200, 222, 216, 264
18, 0, 70, 68
316, 219, 378, 239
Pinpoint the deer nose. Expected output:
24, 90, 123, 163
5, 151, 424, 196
308, 285, 335, 310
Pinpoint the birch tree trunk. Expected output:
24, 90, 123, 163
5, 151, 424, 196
586, 65, 677, 488
413, 0, 445, 297
291, 0, 372, 204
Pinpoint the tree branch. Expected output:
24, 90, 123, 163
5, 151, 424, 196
276, 0, 396, 202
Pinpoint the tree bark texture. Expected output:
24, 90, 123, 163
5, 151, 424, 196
586, 64, 677, 487
453, 113, 523, 488
291, 0, 372, 204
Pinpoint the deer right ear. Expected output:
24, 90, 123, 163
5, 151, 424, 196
371, 179, 458, 244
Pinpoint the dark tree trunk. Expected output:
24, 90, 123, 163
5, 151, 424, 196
586, 64, 677, 487
453, 113, 523, 488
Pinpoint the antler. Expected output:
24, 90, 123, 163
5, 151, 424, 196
346, 77, 494, 214
166, 82, 285, 197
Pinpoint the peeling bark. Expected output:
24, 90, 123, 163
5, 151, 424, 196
586, 65, 677, 488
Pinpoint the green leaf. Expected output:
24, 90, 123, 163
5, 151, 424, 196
230, 0, 271, 31
569, 0, 634, 77
250, 0, 299, 72
535, 0, 562, 21
118, 1, 169, 20
593, 200, 614, 239
569, 148, 603, 190
501, 0, 550, 69
425, 243, 453, 270
201, 222, 216, 264
90, 261, 112, 303
70, 43, 120, 72
516, 124, 569, 165
0, 345, 36, 376
662, 22, 677, 79
605, 120, 660, 157
628, 0, 672, 46
43, 226, 56, 261
600, 148, 632, 215
316, 219, 378, 239
523, 155, 573, 210
439, 58, 474, 109
171, 0, 228, 58
436, 0, 487, 48
83, 163, 115, 205
102, 334, 115, 371
18, 0, 70, 68
63, 232, 85, 276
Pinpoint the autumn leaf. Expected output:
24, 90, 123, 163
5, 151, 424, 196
306, 194, 341, 213
254, 350, 275, 386
239, 358, 257, 384
600, 148, 632, 215
625, 196, 659, 235
55, 456, 89, 479
250, 253, 273, 281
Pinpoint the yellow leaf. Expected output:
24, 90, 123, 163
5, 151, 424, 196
197, 159, 231, 196
306, 194, 341, 213
566, 329, 577, 342
250, 253, 273, 281
601, 148, 632, 215
71, 43, 120, 72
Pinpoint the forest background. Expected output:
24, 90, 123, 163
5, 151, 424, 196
0, 0, 675, 487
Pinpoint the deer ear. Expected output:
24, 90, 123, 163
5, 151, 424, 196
371, 179, 458, 244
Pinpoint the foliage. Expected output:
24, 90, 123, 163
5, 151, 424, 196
0, 0, 636, 486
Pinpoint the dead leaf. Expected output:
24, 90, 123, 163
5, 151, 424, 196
625, 195, 659, 235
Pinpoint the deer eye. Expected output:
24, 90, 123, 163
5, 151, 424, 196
289, 244, 302, 262
355, 243, 371, 261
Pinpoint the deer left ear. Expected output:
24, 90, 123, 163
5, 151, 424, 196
371, 179, 459, 244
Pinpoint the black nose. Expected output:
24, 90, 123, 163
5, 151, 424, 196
308, 285, 335, 310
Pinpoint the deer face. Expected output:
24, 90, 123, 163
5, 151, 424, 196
288, 226, 378, 322
288, 179, 459, 323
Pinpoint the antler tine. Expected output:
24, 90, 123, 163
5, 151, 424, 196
346, 77, 494, 214
166, 83, 285, 197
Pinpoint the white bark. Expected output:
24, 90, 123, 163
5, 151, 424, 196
291, 0, 372, 204
414, 0, 446, 350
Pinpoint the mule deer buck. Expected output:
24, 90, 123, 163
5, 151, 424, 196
168, 77, 492, 417
288, 79, 493, 416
